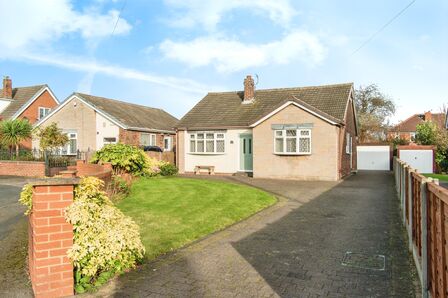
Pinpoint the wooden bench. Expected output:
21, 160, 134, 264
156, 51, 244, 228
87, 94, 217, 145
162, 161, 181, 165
194, 165, 215, 175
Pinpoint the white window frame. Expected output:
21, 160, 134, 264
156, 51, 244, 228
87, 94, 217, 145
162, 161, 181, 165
38, 107, 51, 120
346, 133, 352, 154
66, 132, 78, 155
103, 137, 117, 145
141, 133, 157, 146
189, 131, 226, 154
163, 136, 172, 151
273, 129, 312, 155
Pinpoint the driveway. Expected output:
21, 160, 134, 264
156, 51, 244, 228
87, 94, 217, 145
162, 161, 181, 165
0, 176, 33, 297
88, 171, 419, 297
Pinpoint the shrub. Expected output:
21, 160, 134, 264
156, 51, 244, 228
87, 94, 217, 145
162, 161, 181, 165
19, 184, 33, 215
144, 154, 162, 176
91, 144, 148, 176
65, 177, 145, 293
159, 162, 178, 176
108, 174, 131, 200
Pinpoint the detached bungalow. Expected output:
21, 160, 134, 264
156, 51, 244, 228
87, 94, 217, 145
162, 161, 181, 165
33, 93, 178, 154
176, 76, 358, 181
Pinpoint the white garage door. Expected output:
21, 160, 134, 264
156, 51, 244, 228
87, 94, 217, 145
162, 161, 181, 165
357, 146, 390, 170
399, 150, 433, 173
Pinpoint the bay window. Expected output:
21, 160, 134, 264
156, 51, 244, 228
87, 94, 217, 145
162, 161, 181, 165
274, 129, 311, 155
189, 132, 225, 154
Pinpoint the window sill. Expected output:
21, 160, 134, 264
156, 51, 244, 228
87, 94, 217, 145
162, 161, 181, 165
188, 152, 226, 155
274, 152, 311, 156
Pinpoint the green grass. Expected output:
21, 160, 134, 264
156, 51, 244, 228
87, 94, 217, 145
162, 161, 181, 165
422, 173, 448, 182
117, 177, 276, 260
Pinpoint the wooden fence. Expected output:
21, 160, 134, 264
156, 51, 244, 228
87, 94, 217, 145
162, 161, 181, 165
394, 157, 448, 298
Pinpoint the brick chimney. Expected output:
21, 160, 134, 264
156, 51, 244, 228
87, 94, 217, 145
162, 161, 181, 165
243, 75, 255, 102
2, 76, 12, 99
424, 111, 432, 121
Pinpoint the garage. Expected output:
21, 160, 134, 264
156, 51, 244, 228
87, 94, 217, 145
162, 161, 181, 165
398, 146, 434, 173
357, 145, 391, 170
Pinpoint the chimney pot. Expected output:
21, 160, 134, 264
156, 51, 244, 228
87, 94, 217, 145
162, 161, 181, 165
2, 76, 12, 99
243, 75, 255, 102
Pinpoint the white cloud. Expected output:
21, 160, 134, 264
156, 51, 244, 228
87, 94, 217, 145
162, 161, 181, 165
159, 31, 327, 72
0, 0, 131, 50
163, 0, 297, 30
16, 53, 212, 94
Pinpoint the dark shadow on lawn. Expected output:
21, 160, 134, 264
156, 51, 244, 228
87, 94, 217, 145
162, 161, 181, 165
231, 171, 419, 297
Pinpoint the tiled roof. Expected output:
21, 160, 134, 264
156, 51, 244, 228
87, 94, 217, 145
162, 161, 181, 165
0, 85, 46, 119
390, 113, 446, 132
75, 93, 179, 132
177, 83, 353, 129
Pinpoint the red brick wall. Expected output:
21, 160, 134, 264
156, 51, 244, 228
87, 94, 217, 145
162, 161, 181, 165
67, 160, 112, 186
17, 89, 58, 149
0, 161, 45, 177
118, 128, 176, 151
339, 99, 357, 178
29, 183, 75, 298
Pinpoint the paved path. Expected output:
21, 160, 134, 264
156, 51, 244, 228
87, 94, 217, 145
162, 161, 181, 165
0, 176, 33, 297
89, 171, 419, 298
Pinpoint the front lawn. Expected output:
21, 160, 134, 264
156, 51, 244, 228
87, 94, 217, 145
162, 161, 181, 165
117, 177, 276, 260
422, 173, 448, 182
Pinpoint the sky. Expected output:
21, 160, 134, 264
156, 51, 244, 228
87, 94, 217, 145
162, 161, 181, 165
0, 0, 447, 124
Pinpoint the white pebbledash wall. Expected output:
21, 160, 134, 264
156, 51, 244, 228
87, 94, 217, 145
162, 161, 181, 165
184, 129, 252, 173
95, 113, 119, 150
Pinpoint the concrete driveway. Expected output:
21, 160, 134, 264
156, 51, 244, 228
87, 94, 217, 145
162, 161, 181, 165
88, 171, 419, 298
0, 176, 33, 297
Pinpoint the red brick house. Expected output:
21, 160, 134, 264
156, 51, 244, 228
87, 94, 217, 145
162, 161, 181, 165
0, 76, 59, 149
388, 111, 446, 141
33, 92, 178, 155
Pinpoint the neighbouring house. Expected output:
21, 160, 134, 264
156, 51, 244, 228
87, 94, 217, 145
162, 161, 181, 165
176, 76, 358, 181
388, 112, 446, 141
0, 76, 59, 149
33, 92, 178, 156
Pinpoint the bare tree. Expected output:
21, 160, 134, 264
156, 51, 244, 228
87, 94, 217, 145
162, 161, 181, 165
355, 84, 396, 143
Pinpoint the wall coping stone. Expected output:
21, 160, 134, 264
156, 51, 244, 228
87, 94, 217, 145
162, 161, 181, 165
29, 177, 80, 186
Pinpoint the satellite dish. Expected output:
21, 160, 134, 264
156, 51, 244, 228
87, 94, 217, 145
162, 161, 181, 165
254, 74, 259, 86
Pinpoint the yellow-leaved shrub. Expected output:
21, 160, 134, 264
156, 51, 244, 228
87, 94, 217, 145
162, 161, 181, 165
65, 177, 145, 293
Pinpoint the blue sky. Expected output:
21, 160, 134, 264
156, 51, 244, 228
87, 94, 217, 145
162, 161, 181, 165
0, 0, 447, 123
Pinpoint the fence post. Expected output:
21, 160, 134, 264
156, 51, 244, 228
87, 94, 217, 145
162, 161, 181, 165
44, 150, 50, 177
421, 177, 431, 298
402, 164, 408, 224
408, 168, 414, 251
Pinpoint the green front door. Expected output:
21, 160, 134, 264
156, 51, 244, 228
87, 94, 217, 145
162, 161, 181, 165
240, 134, 253, 172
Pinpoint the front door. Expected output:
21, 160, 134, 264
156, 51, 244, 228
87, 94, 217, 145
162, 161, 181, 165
240, 134, 253, 172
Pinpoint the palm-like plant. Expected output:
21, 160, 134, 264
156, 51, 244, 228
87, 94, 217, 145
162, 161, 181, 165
0, 119, 33, 157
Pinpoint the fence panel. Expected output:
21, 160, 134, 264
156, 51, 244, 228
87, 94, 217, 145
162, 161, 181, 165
427, 182, 448, 298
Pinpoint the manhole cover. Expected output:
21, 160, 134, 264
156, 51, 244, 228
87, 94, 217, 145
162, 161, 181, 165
341, 252, 385, 271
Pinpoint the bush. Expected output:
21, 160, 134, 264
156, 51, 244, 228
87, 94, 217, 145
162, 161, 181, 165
91, 144, 148, 176
108, 175, 131, 200
65, 177, 145, 293
19, 184, 33, 215
159, 162, 178, 176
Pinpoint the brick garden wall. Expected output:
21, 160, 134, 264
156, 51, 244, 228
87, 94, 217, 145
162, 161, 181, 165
0, 160, 45, 177
28, 179, 77, 297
